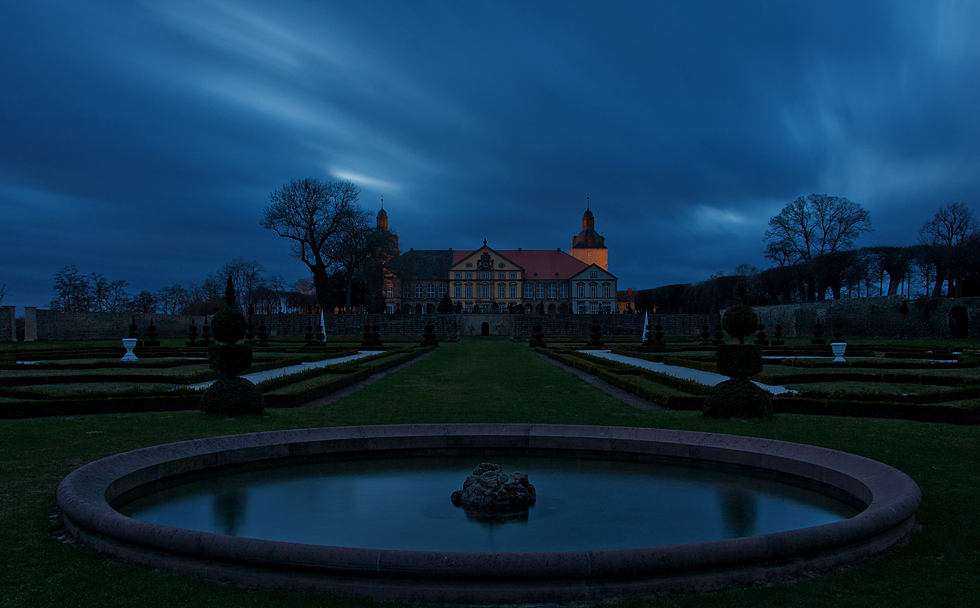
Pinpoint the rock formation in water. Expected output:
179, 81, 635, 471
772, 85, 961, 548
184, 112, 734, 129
451, 463, 536, 517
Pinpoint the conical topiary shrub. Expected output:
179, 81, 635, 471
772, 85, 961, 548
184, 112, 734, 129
704, 287, 771, 419
199, 306, 264, 416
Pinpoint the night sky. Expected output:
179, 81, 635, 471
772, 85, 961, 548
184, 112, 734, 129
2, 1, 979, 308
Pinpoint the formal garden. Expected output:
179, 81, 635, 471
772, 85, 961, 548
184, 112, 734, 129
1, 329, 978, 607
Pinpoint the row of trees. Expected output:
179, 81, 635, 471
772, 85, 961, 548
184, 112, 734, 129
642, 198, 979, 313
48, 260, 302, 316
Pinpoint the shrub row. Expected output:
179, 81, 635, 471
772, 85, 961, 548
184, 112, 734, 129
0, 352, 361, 388
568, 350, 713, 396
264, 369, 372, 408
0, 347, 429, 418
759, 371, 973, 387
539, 348, 980, 425
540, 349, 705, 409
260, 348, 430, 407
770, 358, 976, 370
0, 393, 201, 419
771, 395, 980, 425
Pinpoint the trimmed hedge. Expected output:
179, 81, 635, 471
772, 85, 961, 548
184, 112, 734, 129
0, 393, 201, 419
537, 348, 980, 425
771, 395, 980, 425
261, 348, 431, 407
0, 348, 429, 418
264, 369, 372, 408
540, 349, 705, 409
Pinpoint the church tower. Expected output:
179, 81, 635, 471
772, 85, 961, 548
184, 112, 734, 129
376, 199, 399, 252
570, 202, 607, 270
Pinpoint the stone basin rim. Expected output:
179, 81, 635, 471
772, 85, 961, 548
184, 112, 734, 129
57, 423, 921, 604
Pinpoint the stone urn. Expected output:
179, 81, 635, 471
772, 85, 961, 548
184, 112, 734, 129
831, 342, 847, 363
121, 338, 138, 362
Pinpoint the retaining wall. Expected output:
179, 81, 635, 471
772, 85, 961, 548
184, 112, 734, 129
750, 296, 980, 339
1, 306, 14, 342
31, 310, 715, 340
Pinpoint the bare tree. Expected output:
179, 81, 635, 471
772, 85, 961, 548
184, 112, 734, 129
128, 290, 158, 314
157, 283, 190, 315
764, 194, 873, 265
322, 205, 382, 312
261, 178, 361, 312
918, 202, 979, 297
50, 265, 91, 311
219, 258, 266, 312
88, 272, 130, 312
869, 246, 917, 296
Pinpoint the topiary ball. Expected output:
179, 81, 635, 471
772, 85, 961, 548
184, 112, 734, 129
703, 379, 773, 419
210, 307, 246, 345
208, 344, 253, 375
722, 304, 758, 344
716, 344, 763, 380
199, 376, 265, 416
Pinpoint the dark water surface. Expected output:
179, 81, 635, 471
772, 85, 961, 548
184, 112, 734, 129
118, 456, 860, 552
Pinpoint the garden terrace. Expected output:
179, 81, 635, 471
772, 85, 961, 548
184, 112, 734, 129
0, 340, 427, 418
1, 338, 977, 608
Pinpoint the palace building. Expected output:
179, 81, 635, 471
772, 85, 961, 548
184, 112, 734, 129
379, 206, 617, 314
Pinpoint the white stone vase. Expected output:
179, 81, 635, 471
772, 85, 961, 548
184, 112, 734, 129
121, 338, 139, 362
830, 342, 847, 363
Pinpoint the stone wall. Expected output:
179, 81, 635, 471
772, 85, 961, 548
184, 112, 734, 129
749, 296, 980, 339
32, 311, 461, 341
32, 310, 717, 340
1, 306, 14, 342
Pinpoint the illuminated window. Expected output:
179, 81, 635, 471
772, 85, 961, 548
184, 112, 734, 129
386, 285, 393, 298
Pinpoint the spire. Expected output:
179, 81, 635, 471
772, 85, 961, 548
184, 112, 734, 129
376, 198, 388, 230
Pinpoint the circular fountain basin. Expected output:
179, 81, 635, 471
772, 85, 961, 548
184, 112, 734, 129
58, 424, 920, 604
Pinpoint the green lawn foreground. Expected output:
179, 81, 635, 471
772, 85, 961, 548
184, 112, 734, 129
0, 337, 977, 608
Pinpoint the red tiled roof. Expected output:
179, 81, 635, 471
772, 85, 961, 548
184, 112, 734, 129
452, 249, 589, 280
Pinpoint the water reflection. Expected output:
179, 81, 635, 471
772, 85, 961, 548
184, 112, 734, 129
717, 486, 758, 538
213, 490, 247, 536
119, 456, 858, 552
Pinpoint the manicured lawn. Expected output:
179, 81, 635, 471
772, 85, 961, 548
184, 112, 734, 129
1, 337, 978, 607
